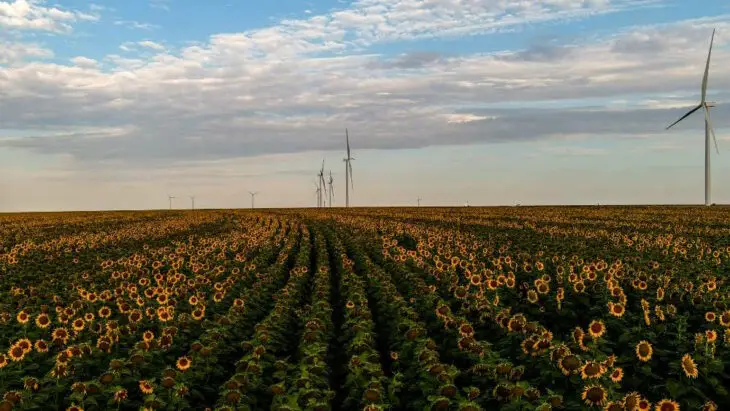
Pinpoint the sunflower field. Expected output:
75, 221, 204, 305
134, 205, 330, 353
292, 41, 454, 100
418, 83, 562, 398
0, 206, 729, 411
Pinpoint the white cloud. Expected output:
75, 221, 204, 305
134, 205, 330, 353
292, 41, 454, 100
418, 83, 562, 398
0, 3, 728, 173
446, 113, 495, 124
0, 0, 98, 32
149, 0, 171, 11
113, 20, 159, 30
70, 56, 99, 69
138, 40, 165, 50
0, 39, 52, 64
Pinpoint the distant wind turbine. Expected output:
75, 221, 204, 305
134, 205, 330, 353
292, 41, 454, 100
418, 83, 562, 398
248, 191, 258, 209
417, 197, 421, 207
318, 159, 327, 208
168, 194, 175, 210
343, 128, 355, 207
313, 181, 321, 208
189, 195, 195, 210
665, 28, 719, 206
328, 170, 334, 208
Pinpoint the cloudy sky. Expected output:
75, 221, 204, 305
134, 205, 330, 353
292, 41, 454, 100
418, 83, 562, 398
0, 0, 729, 211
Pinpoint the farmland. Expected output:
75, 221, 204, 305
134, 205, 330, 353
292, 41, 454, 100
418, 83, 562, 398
0, 207, 729, 411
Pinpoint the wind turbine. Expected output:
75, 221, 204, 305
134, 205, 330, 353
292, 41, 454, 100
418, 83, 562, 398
318, 159, 327, 208
189, 195, 195, 210
168, 194, 175, 210
313, 181, 321, 207
248, 191, 258, 209
666, 28, 719, 206
417, 197, 421, 207
328, 170, 334, 208
343, 128, 355, 207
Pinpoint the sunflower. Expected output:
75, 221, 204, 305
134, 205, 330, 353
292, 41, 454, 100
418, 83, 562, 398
573, 327, 585, 345
681, 354, 698, 378
719, 311, 730, 327
23, 377, 39, 391
8, 345, 26, 362
16, 338, 32, 353
638, 399, 651, 411
608, 302, 626, 318
654, 399, 679, 411
705, 312, 716, 322
610, 367, 624, 383
701, 400, 718, 411
558, 355, 581, 376
346, 301, 356, 310
176, 356, 192, 371
581, 361, 605, 380
16, 310, 30, 325
459, 324, 475, 338
67, 404, 84, 411
666, 305, 677, 316
623, 392, 641, 410
705, 330, 717, 343
191, 309, 204, 321
128, 310, 142, 323
588, 320, 606, 339
635, 340, 653, 362
72, 318, 85, 332
527, 290, 539, 303
35, 314, 51, 329
605, 401, 625, 411
34, 340, 49, 353
582, 385, 608, 407
142, 331, 155, 343
139, 380, 154, 394
0, 354, 7, 368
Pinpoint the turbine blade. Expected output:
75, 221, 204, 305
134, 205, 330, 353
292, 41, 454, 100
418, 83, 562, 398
666, 104, 702, 130
346, 128, 350, 158
705, 107, 719, 155
349, 162, 354, 191
701, 28, 716, 103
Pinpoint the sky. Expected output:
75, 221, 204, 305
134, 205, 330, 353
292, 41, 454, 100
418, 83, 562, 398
1, 0, 730, 211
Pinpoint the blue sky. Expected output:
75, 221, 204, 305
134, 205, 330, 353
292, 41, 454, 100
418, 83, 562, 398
0, 0, 730, 211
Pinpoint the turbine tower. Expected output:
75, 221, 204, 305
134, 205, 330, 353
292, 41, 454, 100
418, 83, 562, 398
328, 170, 334, 208
343, 128, 355, 207
666, 29, 719, 206
313, 181, 321, 208
318, 159, 327, 208
248, 191, 258, 209
315, 174, 322, 208
168, 194, 175, 210
417, 197, 421, 207
189, 195, 195, 210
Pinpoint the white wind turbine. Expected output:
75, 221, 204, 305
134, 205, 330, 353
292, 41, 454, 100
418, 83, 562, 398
189, 195, 195, 210
666, 29, 719, 206
328, 170, 334, 208
318, 159, 327, 208
168, 194, 175, 210
248, 191, 258, 209
343, 128, 355, 207
313, 181, 321, 207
